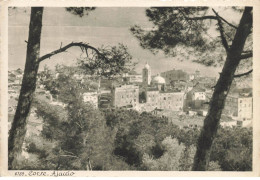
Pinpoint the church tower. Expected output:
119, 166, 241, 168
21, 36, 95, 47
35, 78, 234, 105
142, 62, 151, 86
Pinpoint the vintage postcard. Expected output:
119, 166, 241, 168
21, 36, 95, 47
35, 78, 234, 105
0, 0, 260, 177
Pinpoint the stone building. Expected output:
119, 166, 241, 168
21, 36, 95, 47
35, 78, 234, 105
185, 87, 206, 109
112, 64, 185, 112
112, 84, 139, 108
144, 74, 184, 112
123, 71, 143, 84
145, 89, 184, 112
224, 92, 253, 120
191, 88, 206, 101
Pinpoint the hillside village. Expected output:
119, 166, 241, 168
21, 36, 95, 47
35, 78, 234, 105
8, 63, 253, 137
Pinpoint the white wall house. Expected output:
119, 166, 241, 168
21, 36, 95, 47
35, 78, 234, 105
192, 91, 206, 101
83, 92, 98, 108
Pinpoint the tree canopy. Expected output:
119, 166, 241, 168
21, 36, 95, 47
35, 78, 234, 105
131, 7, 252, 70
131, 6, 253, 170
8, 7, 134, 169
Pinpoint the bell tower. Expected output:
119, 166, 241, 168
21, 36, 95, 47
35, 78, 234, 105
142, 62, 151, 86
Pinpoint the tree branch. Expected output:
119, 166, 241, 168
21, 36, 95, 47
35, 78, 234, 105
179, 9, 218, 21
234, 69, 253, 78
240, 51, 252, 60
212, 9, 229, 52
38, 42, 103, 63
185, 15, 218, 21
212, 9, 238, 29
60, 154, 78, 158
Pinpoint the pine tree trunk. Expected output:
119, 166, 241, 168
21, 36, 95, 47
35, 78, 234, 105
192, 7, 252, 171
8, 7, 43, 169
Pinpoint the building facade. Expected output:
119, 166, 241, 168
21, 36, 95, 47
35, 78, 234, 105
224, 93, 253, 120
83, 92, 98, 108
237, 96, 253, 119
144, 90, 184, 112
112, 84, 139, 108
129, 74, 143, 83
144, 74, 185, 112
192, 91, 206, 101
184, 87, 206, 110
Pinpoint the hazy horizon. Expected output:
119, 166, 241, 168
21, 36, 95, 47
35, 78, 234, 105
8, 7, 229, 77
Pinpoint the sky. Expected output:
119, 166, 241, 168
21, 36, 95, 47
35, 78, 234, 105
8, 7, 239, 77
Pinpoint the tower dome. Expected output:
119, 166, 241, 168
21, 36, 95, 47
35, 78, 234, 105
144, 62, 150, 69
152, 74, 166, 84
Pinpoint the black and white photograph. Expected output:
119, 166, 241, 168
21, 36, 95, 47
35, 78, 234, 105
2, 1, 259, 176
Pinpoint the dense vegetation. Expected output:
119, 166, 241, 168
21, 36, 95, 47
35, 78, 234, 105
15, 67, 252, 171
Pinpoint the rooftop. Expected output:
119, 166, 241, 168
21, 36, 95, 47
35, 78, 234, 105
228, 92, 252, 98
160, 90, 184, 94
191, 87, 206, 92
